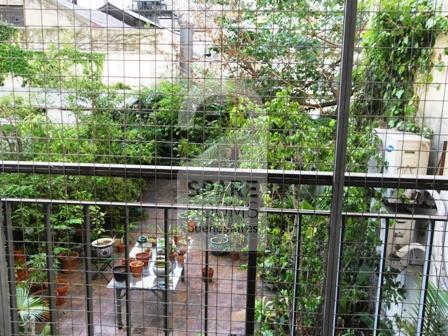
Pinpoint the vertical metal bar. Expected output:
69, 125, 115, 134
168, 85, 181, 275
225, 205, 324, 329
5, 202, 19, 335
416, 219, 435, 335
83, 205, 94, 336
163, 208, 169, 336
322, 1, 358, 335
373, 218, 389, 336
245, 181, 259, 335
0, 202, 12, 336
204, 212, 209, 336
124, 206, 131, 336
44, 204, 57, 335
290, 214, 302, 336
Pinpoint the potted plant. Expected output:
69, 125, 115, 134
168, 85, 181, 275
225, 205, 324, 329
209, 234, 230, 256
16, 286, 49, 336
202, 267, 214, 282
230, 232, 247, 261
171, 227, 182, 246
130, 260, 144, 278
55, 247, 80, 273
148, 235, 157, 247
27, 253, 60, 292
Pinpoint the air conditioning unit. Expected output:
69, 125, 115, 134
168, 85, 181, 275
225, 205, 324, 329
385, 219, 425, 270
375, 129, 431, 203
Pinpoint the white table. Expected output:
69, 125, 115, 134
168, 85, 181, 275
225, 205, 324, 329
107, 239, 191, 329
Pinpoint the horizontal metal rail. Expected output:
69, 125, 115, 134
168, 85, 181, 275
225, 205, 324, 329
2, 197, 448, 221
1, 161, 448, 189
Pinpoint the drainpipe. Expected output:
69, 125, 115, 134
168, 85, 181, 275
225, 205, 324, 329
179, 23, 193, 78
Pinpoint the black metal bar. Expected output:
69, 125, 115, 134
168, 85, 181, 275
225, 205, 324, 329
44, 204, 57, 335
416, 219, 435, 335
0, 202, 11, 336
163, 208, 169, 336
290, 214, 302, 336
2, 198, 448, 221
245, 181, 259, 335
322, 1, 358, 335
2, 160, 448, 190
4, 202, 19, 335
373, 218, 389, 335
124, 206, 131, 336
83, 205, 94, 336
204, 212, 209, 336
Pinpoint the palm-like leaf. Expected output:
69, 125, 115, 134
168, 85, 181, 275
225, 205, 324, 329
16, 286, 49, 323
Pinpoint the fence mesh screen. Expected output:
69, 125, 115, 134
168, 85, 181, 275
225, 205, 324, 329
1, 0, 448, 335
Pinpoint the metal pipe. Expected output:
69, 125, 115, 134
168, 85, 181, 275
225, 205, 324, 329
0, 202, 11, 336
2, 160, 448, 189
245, 181, 259, 335
124, 206, 131, 336
44, 204, 57, 335
163, 208, 169, 336
291, 214, 302, 336
322, 1, 358, 335
4, 202, 19, 335
416, 220, 436, 335
83, 205, 94, 336
373, 218, 389, 335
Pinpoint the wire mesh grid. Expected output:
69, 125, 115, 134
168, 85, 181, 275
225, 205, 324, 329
1, 0, 448, 335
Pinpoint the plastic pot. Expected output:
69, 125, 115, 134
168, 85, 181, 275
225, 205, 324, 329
113, 266, 127, 282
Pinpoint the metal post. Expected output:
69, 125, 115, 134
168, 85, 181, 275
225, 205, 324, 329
322, 1, 358, 335
373, 218, 389, 335
0, 202, 11, 336
83, 205, 94, 336
124, 206, 131, 336
245, 181, 259, 335
44, 204, 57, 335
179, 23, 194, 77
163, 208, 170, 336
416, 220, 435, 335
290, 214, 302, 336
5, 202, 19, 335
204, 212, 209, 336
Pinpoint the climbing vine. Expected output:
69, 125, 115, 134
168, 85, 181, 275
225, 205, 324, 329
354, 0, 448, 134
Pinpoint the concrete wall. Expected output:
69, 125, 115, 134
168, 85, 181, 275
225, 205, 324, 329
20, 0, 179, 87
416, 33, 448, 172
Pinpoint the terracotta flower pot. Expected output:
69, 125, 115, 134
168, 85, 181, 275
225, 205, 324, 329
130, 260, 144, 278
135, 251, 152, 266
56, 279, 69, 306
177, 254, 185, 264
116, 243, 126, 253
178, 245, 187, 256
149, 237, 157, 247
173, 235, 180, 246
202, 267, 214, 282
169, 251, 177, 262
16, 268, 28, 282
58, 251, 80, 273
14, 249, 26, 264
187, 220, 197, 233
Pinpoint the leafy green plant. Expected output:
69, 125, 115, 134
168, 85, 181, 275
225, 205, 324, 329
16, 285, 49, 335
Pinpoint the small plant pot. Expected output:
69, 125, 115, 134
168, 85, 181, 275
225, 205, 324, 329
130, 260, 144, 278
149, 237, 157, 247
56, 279, 69, 306
187, 220, 197, 233
116, 243, 126, 253
202, 267, 214, 282
58, 251, 80, 273
16, 268, 28, 282
173, 235, 180, 246
14, 249, 26, 264
209, 234, 230, 256
113, 266, 127, 282
178, 245, 187, 256
135, 252, 152, 266
91, 238, 114, 258
153, 259, 172, 277
177, 254, 185, 264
